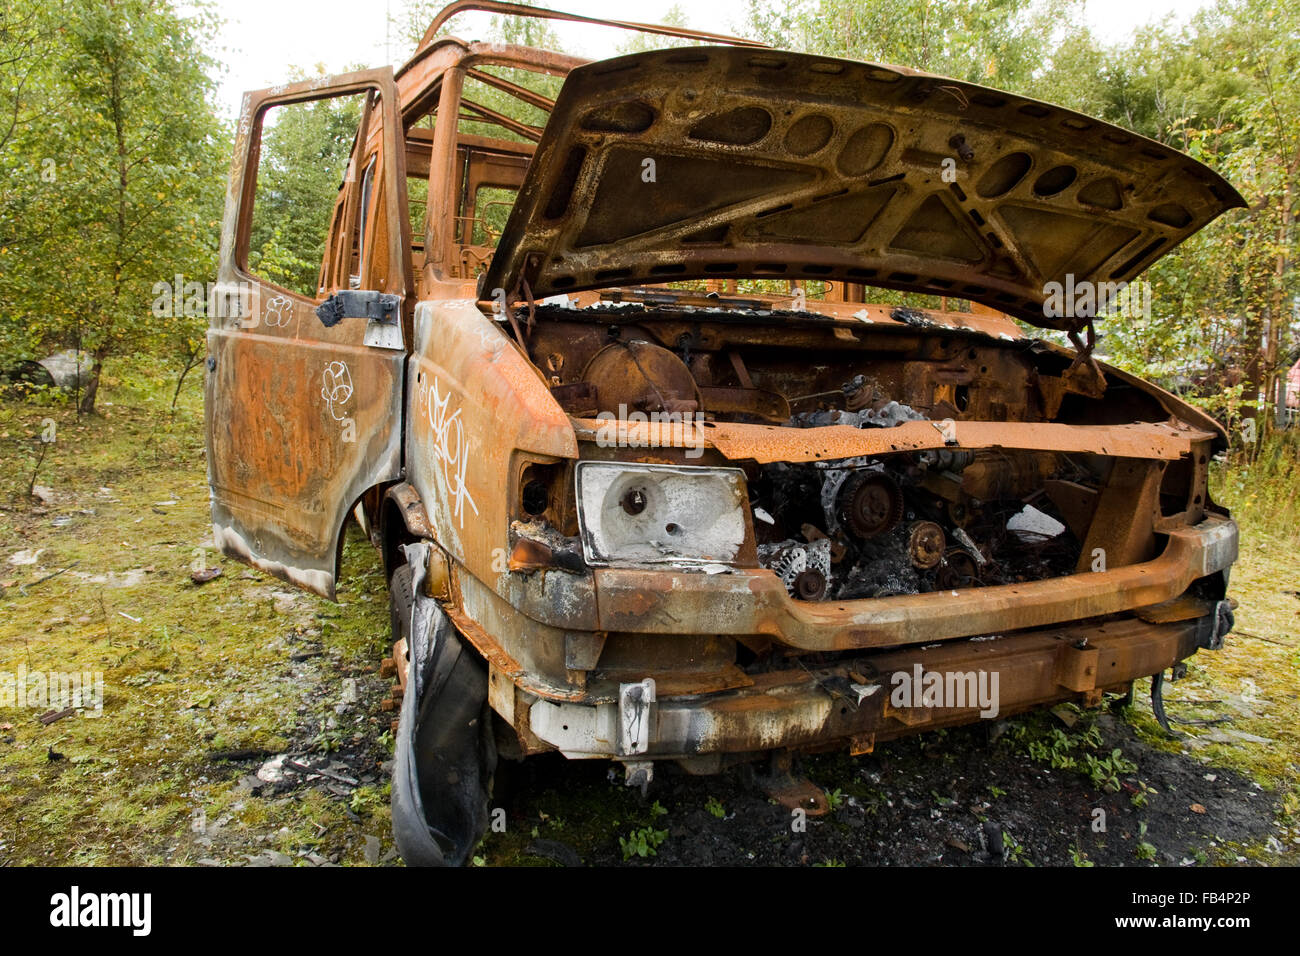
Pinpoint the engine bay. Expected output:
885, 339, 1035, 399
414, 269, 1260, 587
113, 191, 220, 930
516, 298, 1190, 601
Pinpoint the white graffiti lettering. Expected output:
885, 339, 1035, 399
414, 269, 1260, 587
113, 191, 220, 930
321, 360, 353, 421
424, 377, 478, 526
264, 294, 293, 328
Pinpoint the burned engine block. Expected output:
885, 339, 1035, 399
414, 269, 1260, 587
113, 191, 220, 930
751, 394, 1085, 601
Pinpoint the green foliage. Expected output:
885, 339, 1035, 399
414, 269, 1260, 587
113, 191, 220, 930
1003, 830, 1027, 864
247, 82, 363, 296
1210, 430, 1300, 539
619, 824, 668, 860
704, 796, 726, 818
743, 0, 1082, 91
615, 4, 697, 55
349, 786, 383, 817
617, 800, 669, 859
1006, 711, 1139, 792
0, 0, 226, 413
249, 226, 318, 296
1135, 822, 1158, 861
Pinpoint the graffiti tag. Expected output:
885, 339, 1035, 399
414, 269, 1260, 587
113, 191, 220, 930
423, 376, 478, 526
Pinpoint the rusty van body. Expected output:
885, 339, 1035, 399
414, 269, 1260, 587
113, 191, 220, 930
205, 1, 1243, 864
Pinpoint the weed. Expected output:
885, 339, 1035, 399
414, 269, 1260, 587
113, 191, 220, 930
1135, 822, 1158, 861
1006, 712, 1139, 792
619, 825, 667, 860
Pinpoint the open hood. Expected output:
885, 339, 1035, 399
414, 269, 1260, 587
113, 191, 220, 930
482, 46, 1245, 330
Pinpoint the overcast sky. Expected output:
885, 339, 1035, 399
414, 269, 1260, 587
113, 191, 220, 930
205, 0, 1214, 119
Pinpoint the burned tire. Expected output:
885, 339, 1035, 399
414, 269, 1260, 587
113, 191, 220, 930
388, 557, 495, 866
388, 564, 414, 647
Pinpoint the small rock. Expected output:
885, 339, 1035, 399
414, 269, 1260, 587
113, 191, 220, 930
236, 774, 266, 795
340, 679, 359, 705
1050, 704, 1079, 727
525, 838, 582, 867
363, 835, 381, 864
255, 755, 290, 785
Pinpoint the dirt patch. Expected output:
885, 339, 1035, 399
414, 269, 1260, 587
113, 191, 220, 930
483, 710, 1284, 867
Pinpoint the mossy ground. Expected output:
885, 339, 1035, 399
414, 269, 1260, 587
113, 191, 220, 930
1, 363, 1296, 866
0, 364, 394, 865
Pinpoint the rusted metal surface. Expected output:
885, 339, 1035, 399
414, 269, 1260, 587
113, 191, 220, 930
587, 516, 1236, 651
525, 616, 1209, 759
384, 483, 435, 540
417, 1, 770, 53
208, 68, 412, 598
570, 417, 1215, 463
481, 46, 1245, 329
207, 2, 1242, 782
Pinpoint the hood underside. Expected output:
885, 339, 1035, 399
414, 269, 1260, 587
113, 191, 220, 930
482, 46, 1245, 330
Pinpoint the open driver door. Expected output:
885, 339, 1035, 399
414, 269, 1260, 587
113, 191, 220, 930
206, 68, 414, 598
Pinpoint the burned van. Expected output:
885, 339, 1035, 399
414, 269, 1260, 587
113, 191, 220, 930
206, 2, 1241, 864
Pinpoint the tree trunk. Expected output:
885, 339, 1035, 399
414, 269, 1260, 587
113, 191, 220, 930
1239, 311, 1263, 446
172, 351, 203, 410
78, 352, 105, 415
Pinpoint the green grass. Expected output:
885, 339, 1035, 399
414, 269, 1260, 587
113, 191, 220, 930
0, 361, 395, 865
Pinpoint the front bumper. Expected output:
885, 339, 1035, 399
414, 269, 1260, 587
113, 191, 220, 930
528, 612, 1229, 760
589, 515, 1238, 650
439, 514, 1236, 760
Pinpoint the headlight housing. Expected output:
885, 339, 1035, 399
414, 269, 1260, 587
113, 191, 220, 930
575, 462, 748, 567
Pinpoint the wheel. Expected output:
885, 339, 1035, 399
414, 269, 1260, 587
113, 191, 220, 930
388, 564, 414, 655
388, 554, 496, 866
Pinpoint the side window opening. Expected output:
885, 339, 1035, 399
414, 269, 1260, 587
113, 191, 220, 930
457, 69, 556, 145
404, 115, 437, 268
350, 155, 377, 288
441, 67, 560, 280
245, 91, 371, 299
405, 62, 563, 283
407, 175, 429, 257
469, 185, 517, 246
